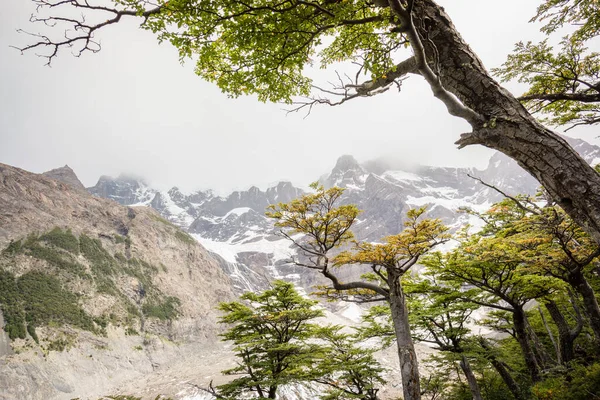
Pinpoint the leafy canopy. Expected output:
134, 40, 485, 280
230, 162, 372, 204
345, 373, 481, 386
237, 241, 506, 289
138, 0, 404, 103
215, 280, 387, 400
216, 280, 324, 399
266, 183, 360, 256
311, 325, 386, 400
496, 0, 600, 128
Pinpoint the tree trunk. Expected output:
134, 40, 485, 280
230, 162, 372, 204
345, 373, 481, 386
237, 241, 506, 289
479, 338, 525, 400
513, 308, 541, 382
567, 269, 600, 345
538, 306, 561, 364
459, 355, 483, 400
527, 319, 554, 369
545, 300, 582, 364
413, 0, 600, 245
388, 271, 421, 400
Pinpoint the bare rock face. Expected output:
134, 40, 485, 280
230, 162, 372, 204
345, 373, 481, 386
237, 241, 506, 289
41, 165, 86, 191
0, 163, 235, 400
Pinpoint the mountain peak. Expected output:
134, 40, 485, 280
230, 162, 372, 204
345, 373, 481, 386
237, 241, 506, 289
41, 165, 85, 190
332, 155, 362, 174
88, 173, 154, 205
324, 155, 366, 188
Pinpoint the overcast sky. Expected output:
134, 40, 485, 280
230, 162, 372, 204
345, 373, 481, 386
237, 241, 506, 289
0, 0, 597, 194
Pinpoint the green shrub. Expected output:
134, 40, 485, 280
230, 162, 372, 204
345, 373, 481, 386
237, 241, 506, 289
18, 271, 95, 332
114, 252, 127, 263
79, 234, 121, 295
533, 363, 600, 400
0, 269, 95, 343
47, 337, 70, 352
1, 229, 182, 340
174, 230, 196, 245
114, 234, 126, 244
125, 327, 139, 336
3, 239, 22, 255
80, 234, 115, 275
15, 233, 89, 278
0, 270, 26, 339
93, 315, 108, 329
27, 324, 39, 343
142, 296, 181, 321
151, 214, 176, 228
39, 228, 79, 254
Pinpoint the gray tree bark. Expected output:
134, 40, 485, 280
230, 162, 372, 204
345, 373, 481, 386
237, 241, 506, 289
538, 306, 561, 364
545, 300, 583, 364
459, 355, 483, 400
567, 269, 600, 345
412, 0, 600, 245
513, 308, 541, 382
388, 270, 421, 400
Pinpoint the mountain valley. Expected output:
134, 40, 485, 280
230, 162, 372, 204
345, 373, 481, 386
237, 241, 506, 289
1, 135, 600, 399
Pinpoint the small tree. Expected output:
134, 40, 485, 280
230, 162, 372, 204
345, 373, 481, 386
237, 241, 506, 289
212, 280, 387, 399
463, 188, 600, 346
405, 275, 483, 400
312, 325, 386, 400
215, 280, 324, 399
425, 233, 564, 383
357, 275, 485, 400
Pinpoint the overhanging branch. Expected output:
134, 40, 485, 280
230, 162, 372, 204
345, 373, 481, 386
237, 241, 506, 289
519, 92, 600, 103
287, 56, 417, 116
387, 0, 484, 127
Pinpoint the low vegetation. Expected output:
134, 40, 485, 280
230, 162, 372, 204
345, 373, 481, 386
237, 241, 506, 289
0, 270, 95, 341
0, 228, 181, 348
142, 296, 181, 321
151, 213, 196, 245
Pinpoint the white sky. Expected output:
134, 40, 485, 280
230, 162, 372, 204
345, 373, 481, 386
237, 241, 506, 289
0, 0, 597, 194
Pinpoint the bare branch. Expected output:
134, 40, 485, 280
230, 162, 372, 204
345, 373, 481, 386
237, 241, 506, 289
287, 56, 417, 117
13, 0, 163, 65
467, 173, 542, 215
321, 264, 390, 299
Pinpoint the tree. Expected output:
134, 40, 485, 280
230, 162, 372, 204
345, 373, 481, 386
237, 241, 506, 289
266, 184, 448, 400
357, 274, 486, 400
16, 0, 600, 245
405, 275, 484, 400
212, 280, 387, 400
463, 187, 600, 346
495, 0, 600, 129
311, 325, 386, 400
214, 280, 324, 399
425, 229, 565, 383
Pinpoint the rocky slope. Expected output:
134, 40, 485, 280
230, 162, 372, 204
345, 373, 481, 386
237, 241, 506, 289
0, 163, 235, 400
41, 165, 86, 191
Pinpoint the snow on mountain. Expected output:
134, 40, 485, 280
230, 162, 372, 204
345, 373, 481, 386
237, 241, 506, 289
88, 136, 600, 294
88, 176, 214, 228
88, 174, 156, 205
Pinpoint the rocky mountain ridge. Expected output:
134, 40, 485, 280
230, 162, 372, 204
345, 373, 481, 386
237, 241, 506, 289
85, 136, 600, 294
0, 163, 235, 400
41, 165, 86, 191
